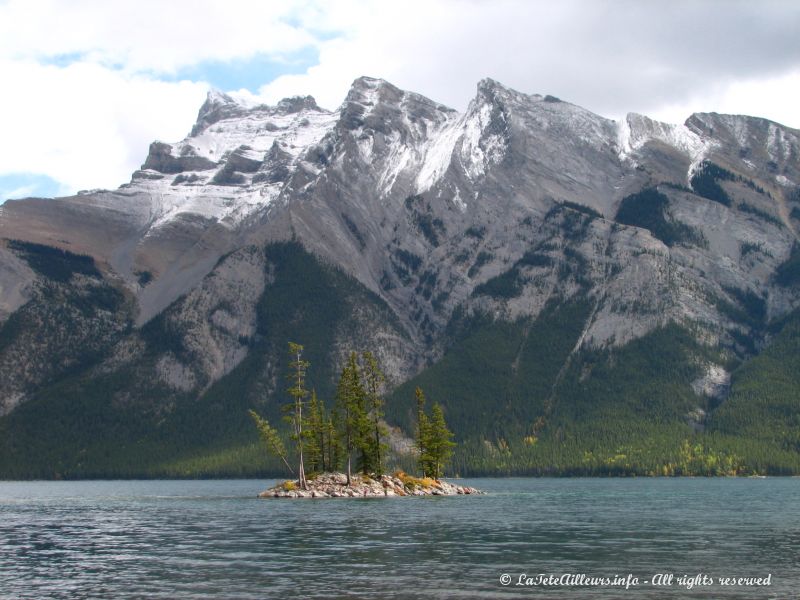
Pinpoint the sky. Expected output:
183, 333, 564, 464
1, 0, 799, 202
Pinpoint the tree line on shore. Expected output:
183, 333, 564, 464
249, 342, 455, 490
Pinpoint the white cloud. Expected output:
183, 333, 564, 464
0, 0, 321, 73
0, 59, 207, 192
258, 0, 800, 129
648, 70, 800, 128
1, 0, 799, 199
0, 0, 335, 196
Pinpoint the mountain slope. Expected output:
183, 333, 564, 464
1, 76, 799, 477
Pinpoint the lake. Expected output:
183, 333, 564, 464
0, 478, 796, 598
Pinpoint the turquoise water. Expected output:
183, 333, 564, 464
0, 478, 796, 598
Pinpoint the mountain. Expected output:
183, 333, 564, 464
1, 76, 799, 478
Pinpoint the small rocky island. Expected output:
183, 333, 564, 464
259, 471, 482, 498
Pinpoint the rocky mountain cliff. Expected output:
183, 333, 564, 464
1, 76, 799, 477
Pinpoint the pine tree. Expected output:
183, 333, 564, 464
415, 387, 433, 478
326, 413, 343, 472
362, 351, 388, 475
249, 409, 294, 476
414, 387, 456, 479
304, 390, 325, 473
285, 342, 310, 490
427, 402, 456, 479
334, 352, 366, 486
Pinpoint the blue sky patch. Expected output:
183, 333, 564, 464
0, 173, 66, 204
40, 52, 88, 68
40, 46, 321, 95
167, 47, 320, 93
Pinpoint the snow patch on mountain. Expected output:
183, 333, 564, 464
181, 103, 335, 166
461, 102, 505, 181
767, 123, 792, 163
618, 113, 713, 178
128, 93, 337, 231
415, 114, 463, 193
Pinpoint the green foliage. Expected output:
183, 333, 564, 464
412, 386, 457, 479
415, 387, 432, 477
136, 270, 153, 286
361, 351, 388, 475
560, 201, 602, 220
721, 286, 766, 327
426, 403, 456, 478
334, 352, 367, 482
516, 250, 554, 268
0, 263, 129, 396
615, 187, 705, 247
660, 181, 692, 193
690, 161, 733, 206
341, 213, 366, 249
775, 243, 800, 287
304, 392, 324, 472
393, 248, 422, 272
139, 309, 190, 360
404, 194, 445, 246
249, 409, 293, 475
414, 270, 438, 300
390, 248, 424, 286
472, 266, 526, 299
390, 315, 797, 477
708, 309, 800, 472
467, 251, 492, 278
557, 209, 593, 242
284, 341, 311, 488
740, 242, 768, 258
472, 244, 591, 300
737, 203, 784, 227
464, 225, 486, 239
7, 240, 101, 282
389, 299, 592, 441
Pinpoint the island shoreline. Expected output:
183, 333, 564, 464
258, 471, 483, 498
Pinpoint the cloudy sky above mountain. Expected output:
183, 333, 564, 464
1, 0, 798, 202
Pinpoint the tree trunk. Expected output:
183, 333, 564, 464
297, 355, 306, 490
374, 422, 381, 476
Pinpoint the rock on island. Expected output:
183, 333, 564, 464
259, 471, 482, 498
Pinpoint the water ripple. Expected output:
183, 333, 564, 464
0, 478, 797, 599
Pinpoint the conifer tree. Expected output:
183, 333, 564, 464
415, 387, 433, 477
305, 390, 325, 473
285, 342, 310, 490
362, 351, 388, 475
249, 409, 294, 476
427, 402, 456, 479
334, 352, 366, 485
414, 387, 456, 479
327, 413, 343, 472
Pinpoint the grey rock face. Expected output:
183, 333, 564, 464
0, 244, 35, 322
142, 142, 217, 173
146, 245, 269, 391
1, 76, 799, 415
691, 364, 731, 401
